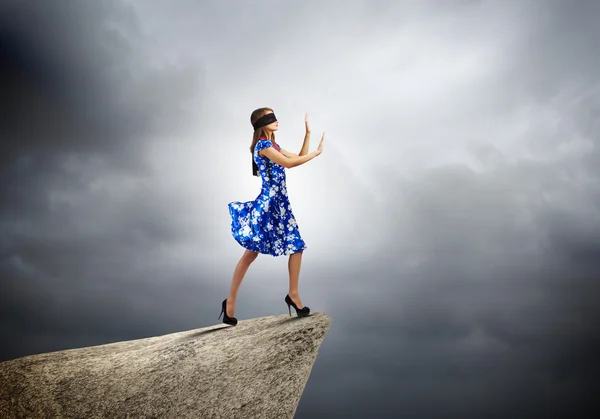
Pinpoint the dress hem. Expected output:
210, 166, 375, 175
234, 239, 307, 257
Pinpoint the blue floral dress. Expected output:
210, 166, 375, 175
228, 139, 307, 257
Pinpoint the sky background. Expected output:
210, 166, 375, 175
1, 0, 598, 417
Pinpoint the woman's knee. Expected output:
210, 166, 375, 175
242, 250, 259, 264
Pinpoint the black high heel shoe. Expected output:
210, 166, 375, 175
285, 294, 310, 318
218, 299, 238, 326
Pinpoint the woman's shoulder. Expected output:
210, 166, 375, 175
254, 138, 273, 152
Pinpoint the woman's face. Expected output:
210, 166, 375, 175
263, 111, 279, 132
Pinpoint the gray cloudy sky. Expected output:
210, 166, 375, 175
1, 0, 598, 417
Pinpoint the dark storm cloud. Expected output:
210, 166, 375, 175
0, 0, 207, 361
0, 0, 202, 179
504, 0, 600, 100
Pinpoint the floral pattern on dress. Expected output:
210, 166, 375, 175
228, 139, 306, 256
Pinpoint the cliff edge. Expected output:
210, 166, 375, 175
0, 312, 332, 419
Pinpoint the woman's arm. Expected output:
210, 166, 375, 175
280, 147, 298, 157
259, 147, 321, 169
298, 132, 310, 156
299, 113, 311, 156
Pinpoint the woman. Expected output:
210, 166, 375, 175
220, 108, 325, 326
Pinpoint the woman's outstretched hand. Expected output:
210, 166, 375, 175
304, 113, 311, 134
317, 131, 325, 155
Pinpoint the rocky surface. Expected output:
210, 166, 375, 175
0, 312, 332, 418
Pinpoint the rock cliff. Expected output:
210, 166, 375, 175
0, 312, 332, 418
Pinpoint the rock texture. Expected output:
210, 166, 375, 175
0, 312, 332, 419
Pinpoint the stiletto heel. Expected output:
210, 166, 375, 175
284, 294, 310, 318
219, 299, 238, 326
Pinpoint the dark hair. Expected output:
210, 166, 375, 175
249, 107, 275, 176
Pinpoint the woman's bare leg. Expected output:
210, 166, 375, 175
288, 251, 304, 308
226, 249, 259, 316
